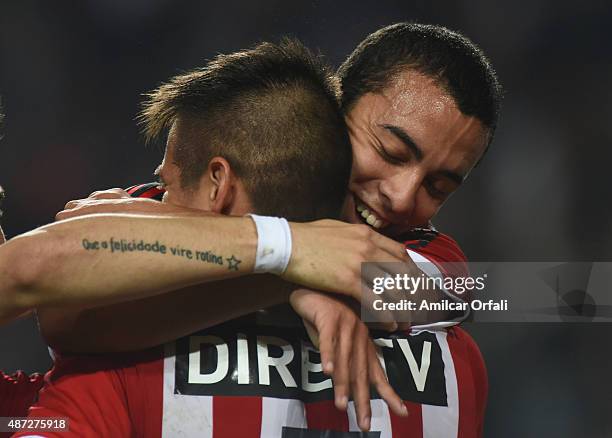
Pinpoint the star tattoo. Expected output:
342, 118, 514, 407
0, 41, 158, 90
226, 255, 242, 271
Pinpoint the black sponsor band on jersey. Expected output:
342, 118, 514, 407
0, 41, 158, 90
282, 427, 381, 438
173, 322, 448, 406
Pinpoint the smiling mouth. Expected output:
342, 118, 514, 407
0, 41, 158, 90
354, 198, 390, 229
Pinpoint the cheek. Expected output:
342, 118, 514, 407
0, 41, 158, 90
414, 189, 443, 225
350, 144, 386, 183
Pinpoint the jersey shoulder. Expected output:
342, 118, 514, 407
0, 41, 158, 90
400, 228, 468, 278
126, 183, 165, 201
401, 228, 467, 263
447, 326, 488, 436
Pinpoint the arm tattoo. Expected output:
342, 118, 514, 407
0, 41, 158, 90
81, 237, 242, 271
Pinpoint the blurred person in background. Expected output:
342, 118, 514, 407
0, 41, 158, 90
0, 103, 44, 428
0, 184, 45, 427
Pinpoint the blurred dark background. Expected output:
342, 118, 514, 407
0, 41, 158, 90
0, 1, 611, 436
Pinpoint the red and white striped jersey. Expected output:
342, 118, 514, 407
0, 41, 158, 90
19, 322, 486, 438
17, 184, 486, 438
154, 321, 486, 438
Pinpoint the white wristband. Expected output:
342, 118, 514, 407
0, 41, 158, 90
248, 214, 293, 275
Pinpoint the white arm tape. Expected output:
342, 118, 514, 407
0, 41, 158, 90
248, 214, 292, 275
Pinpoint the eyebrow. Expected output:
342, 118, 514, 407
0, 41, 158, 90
381, 124, 466, 185
381, 124, 424, 161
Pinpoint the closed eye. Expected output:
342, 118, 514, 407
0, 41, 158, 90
425, 178, 455, 201
373, 141, 405, 165
426, 184, 448, 200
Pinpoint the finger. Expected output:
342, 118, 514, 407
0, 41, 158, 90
370, 232, 410, 262
366, 321, 399, 332
55, 211, 68, 221
56, 203, 88, 221
396, 322, 412, 332
351, 323, 371, 431
367, 341, 408, 417
362, 262, 420, 328
315, 320, 337, 375
360, 264, 398, 330
332, 319, 354, 412
371, 261, 418, 327
88, 190, 125, 200
64, 199, 82, 210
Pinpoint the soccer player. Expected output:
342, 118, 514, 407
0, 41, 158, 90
0, 89, 411, 432
4, 40, 412, 435
24, 23, 499, 437
14, 38, 403, 436
50, 22, 499, 352
0, 193, 408, 429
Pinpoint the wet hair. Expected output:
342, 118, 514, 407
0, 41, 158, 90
338, 22, 503, 142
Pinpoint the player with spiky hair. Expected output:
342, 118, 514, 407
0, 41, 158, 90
5, 22, 501, 436
0, 41, 407, 431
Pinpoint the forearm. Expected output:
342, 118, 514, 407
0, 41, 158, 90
0, 213, 258, 325
39, 275, 292, 353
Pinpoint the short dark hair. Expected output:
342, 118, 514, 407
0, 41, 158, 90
140, 39, 352, 221
338, 23, 502, 140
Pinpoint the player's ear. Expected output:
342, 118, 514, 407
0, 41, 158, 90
207, 156, 235, 214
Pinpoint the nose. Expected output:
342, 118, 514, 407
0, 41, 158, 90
379, 169, 422, 220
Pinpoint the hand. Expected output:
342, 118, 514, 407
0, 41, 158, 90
55, 188, 196, 221
290, 289, 408, 432
284, 220, 420, 329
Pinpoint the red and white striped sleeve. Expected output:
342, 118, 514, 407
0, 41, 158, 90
126, 183, 165, 200
401, 228, 471, 327
402, 228, 468, 276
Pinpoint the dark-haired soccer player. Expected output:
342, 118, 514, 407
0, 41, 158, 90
0, 190, 409, 431
25, 23, 500, 438
13, 39, 412, 437
0, 43, 410, 435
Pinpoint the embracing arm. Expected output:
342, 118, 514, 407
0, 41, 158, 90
33, 214, 406, 352
37, 275, 292, 353
0, 213, 258, 326
24, 190, 411, 352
